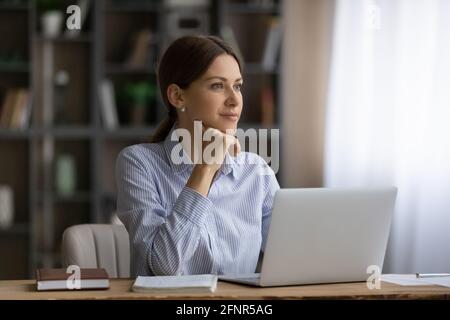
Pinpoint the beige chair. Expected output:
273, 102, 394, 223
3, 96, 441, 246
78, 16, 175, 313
62, 224, 130, 278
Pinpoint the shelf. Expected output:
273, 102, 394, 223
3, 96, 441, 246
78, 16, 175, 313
34, 34, 94, 44
226, 3, 281, 15
104, 3, 161, 13
101, 126, 156, 139
51, 126, 95, 138
0, 63, 30, 73
37, 191, 92, 204
0, 125, 276, 139
0, 127, 97, 139
0, 128, 30, 138
105, 64, 157, 75
0, 224, 29, 235
0, 4, 30, 11
33, 127, 95, 138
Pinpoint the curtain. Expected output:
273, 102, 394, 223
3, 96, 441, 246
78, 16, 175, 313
325, 0, 450, 273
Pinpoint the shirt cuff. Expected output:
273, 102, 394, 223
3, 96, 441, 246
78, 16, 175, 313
173, 186, 213, 227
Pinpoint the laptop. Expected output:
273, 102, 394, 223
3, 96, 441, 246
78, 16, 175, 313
219, 187, 397, 287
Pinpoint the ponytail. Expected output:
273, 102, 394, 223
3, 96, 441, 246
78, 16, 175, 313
150, 116, 176, 143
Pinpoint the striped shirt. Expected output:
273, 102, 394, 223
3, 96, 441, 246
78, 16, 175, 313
115, 125, 280, 277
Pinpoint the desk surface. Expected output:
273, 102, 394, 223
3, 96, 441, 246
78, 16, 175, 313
1, 278, 450, 300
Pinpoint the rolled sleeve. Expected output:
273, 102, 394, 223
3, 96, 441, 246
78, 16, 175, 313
174, 186, 213, 227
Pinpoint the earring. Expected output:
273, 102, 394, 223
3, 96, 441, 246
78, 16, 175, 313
180, 107, 186, 112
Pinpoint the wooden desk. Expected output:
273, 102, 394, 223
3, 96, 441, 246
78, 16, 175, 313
0, 279, 449, 300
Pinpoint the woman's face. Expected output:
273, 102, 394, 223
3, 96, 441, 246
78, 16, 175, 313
179, 54, 243, 133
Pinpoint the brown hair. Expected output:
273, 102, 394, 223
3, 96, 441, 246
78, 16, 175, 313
150, 35, 243, 143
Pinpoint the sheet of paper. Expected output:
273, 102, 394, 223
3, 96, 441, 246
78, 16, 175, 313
419, 277, 450, 288
381, 274, 431, 286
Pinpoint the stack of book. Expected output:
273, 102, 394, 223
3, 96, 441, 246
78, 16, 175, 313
36, 268, 110, 291
0, 88, 32, 129
126, 29, 154, 69
132, 274, 218, 294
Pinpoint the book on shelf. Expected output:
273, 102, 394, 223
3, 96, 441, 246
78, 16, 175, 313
0, 88, 32, 129
126, 29, 154, 69
262, 17, 282, 72
99, 79, 119, 129
261, 82, 275, 127
0, 89, 15, 128
19, 90, 32, 129
36, 268, 110, 291
132, 274, 218, 294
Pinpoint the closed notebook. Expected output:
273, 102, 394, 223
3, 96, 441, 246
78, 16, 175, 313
36, 268, 110, 291
132, 274, 218, 294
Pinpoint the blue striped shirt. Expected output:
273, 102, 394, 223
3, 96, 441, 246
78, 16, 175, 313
115, 125, 280, 277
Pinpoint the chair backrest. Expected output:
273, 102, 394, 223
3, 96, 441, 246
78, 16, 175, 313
62, 224, 130, 278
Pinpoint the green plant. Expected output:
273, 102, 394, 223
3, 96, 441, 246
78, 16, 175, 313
124, 82, 156, 107
120, 81, 157, 125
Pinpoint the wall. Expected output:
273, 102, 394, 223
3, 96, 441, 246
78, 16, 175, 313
281, 0, 335, 187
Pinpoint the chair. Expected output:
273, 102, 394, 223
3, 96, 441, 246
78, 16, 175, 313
62, 224, 130, 278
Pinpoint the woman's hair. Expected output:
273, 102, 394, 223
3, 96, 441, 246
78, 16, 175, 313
150, 35, 243, 143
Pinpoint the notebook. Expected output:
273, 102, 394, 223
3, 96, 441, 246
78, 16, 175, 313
132, 274, 218, 293
36, 268, 110, 291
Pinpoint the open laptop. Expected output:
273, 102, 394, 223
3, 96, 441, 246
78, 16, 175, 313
219, 187, 397, 287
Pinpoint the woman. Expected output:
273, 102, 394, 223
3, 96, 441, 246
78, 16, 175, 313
116, 35, 280, 277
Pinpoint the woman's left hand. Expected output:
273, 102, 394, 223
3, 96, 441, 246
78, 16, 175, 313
201, 127, 241, 168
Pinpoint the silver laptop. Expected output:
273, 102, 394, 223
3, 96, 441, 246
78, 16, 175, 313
219, 187, 397, 287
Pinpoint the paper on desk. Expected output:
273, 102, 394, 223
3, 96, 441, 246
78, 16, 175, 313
381, 274, 450, 287
132, 274, 218, 293
418, 277, 450, 288
381, 274, 431, 286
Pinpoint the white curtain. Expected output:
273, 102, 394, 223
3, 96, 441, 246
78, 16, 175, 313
325, 0, 450, 273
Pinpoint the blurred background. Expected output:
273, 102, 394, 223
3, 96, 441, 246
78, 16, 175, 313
0, 0, 449, 280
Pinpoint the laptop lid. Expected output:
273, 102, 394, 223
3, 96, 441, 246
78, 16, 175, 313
259, 187, 397, 287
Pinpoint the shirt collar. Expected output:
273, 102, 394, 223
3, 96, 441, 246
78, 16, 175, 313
162, 123, 237, 178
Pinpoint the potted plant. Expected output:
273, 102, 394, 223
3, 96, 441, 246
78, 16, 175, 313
38, 0, 63, 38
122, 82, 157, 126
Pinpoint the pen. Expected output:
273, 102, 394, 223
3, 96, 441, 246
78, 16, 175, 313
416, 273, 450, 278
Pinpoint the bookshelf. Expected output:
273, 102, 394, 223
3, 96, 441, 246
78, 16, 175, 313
0, 0, 33, 280
0, 0, 282, 279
